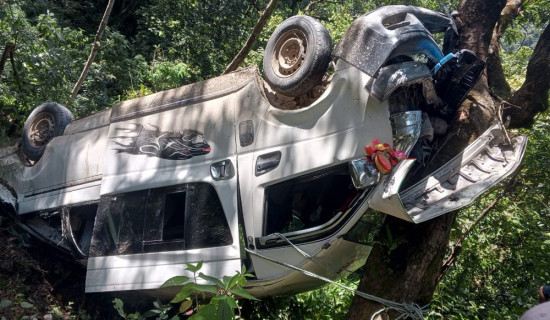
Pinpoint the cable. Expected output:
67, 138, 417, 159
246, 247, 428, 320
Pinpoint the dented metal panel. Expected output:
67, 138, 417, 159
368, 124, 527, 223
333, 5, 451, 77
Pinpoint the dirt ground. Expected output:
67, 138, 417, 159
0, 215, 153, 319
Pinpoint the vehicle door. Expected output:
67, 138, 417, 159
85, 86, 241, 293
234, 63, 393, 280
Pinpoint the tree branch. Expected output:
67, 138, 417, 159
9, 46, 21, 91
456, 0, 507, 60
487, 0, 527, 98
70, 0, 115, 100
505, 22, 550, 128
222, 0, 280, 75
0, 43, 15, 80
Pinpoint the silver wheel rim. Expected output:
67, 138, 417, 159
28, 112, 55, 148
272, 29, 307, 77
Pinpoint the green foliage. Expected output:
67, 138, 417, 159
115, 262, 257, 320
163, 262, 257, 319
0, 0, 466, 136
0, 3, 83, 127
242, 277, 358, 320
0, 1, 146, 128
134, 0, 270, 81
147, 59, 198, 92
429, 114, 550, 319
503, 0, 549, 51
501, 46, 533, 91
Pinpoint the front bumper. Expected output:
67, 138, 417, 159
367, 123, 527, 223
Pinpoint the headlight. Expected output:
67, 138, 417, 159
349, 158, 380, 189
390, 110, 422, 156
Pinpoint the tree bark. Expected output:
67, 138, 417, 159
346, 1, 508, 319
0, 43, 15, 79
70, 0, 115, 100
346, 213, 457, 319
223, 0, 280, 74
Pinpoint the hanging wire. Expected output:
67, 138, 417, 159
246, 237, 429, 320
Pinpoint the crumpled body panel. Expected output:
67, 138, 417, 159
333, 5, 452, 77
368, 124, 527, 223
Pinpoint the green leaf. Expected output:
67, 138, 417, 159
237, 276, 246, 287
226, 274, 239, 290
385, 225, 393, 243
20, 301, 33, 309
230, 287, 259, 300
0, 300, 12, 310
198, 272, 225, 287
190, 304, 217, 320
171, 283, 196, 303
216, 298, 234, 320
225, 296, 239, 310
112, 298, 126, 317
179, 299, 193, 313
127, 313, 143, 320
222, 275, 232, 289
153, 300, 161, 309
195, 284, 219, 295
161, 276, 191, 287
186, 261, 203, 273
143, 309, 162, 317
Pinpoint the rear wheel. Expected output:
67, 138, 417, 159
263, 15, 331, 97
21, 102, 74, 161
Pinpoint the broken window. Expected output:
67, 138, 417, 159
66, 203, 98, 257
88, 183, 232, 257
264, 164, 359, 236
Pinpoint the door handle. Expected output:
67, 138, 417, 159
256, 151, 281, 176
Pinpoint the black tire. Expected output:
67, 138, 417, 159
263, 15, 331, 97
21, 102, 74, 161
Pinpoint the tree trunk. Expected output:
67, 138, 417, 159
346, 1, 508, 319
70, 0, 116, 100
223, 0, 280, 74
0, 43, 15, 80
346, 213, 458, 319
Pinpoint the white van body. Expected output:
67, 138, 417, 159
0, 5, 527, 297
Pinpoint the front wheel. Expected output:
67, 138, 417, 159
263, 15, 331, 97
21, 102, 74, 161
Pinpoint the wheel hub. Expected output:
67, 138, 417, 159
29, 112, 55, 147
273, 30, 307, 77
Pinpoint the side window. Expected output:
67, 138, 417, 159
66, 203, 99, 257
89, 191, 147, 257
89, 183, 232, 257
264, 164, 358, 236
